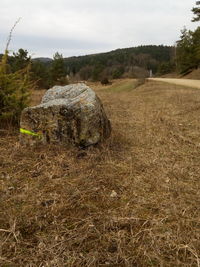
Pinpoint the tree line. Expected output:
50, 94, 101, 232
0, 45, 175, 90
63, 45, 174, 82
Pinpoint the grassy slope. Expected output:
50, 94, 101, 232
0, 79, 200, 266
184, 68, 200, 80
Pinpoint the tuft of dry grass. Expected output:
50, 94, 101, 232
0, 79, 200, 266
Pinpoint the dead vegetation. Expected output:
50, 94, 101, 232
0, 79, 200, 266
184, 68, 200, 80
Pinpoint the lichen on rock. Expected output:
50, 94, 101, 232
20, 83, 111, 147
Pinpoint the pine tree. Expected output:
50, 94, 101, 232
176, 27, 200, 73
50, 52, 66, 85
176, 28, 195, 73
11, 48, 31, 72
0, 50, 33, 125
31, 60, 51, 89
0, 20, 34, 126
192, 1, 200, 22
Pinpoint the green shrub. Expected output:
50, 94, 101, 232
0, 50, 33, 126
0, 19, 35, 126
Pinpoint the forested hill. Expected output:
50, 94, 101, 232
0, 45, 175, 89
65, 45, 172, 65
62, 45, 174, 79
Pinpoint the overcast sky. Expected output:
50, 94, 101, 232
0, 0, 197, 58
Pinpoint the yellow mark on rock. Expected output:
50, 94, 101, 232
20, 128, 42, 139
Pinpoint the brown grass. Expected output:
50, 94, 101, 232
184, 69, 200, 80
0, 79, 200, 266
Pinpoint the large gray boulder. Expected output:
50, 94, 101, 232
20, 83, 111, 147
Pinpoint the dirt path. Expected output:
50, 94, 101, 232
148, 78, 200, 89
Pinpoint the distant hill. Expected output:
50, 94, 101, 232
29, 45, 175, 83
0, 45, 175, 88
62, 45, 175, 80
32, 57, 53, 63
64, 45, 173, 64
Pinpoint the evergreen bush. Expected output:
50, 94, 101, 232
0, 21, 34, 126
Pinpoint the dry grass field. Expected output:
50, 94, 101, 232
0, 79, 200, 266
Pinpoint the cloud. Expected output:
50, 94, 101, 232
0, 0, 197, 57
5, 33, 114, 57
